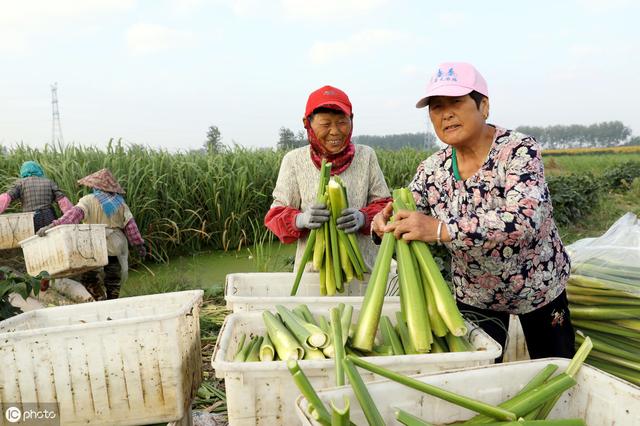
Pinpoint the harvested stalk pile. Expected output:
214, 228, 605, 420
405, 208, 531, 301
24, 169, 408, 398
231, 303, 474, 362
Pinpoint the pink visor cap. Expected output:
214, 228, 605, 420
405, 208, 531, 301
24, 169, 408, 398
416, 62, 489, 108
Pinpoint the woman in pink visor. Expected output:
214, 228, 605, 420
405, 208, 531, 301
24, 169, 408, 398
372, 62, 574, 360
265, 85, 392, 271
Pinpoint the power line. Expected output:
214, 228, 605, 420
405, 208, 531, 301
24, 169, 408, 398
51, 82, 64, 145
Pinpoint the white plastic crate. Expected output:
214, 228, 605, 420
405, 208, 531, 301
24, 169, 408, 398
225, 272, 400, 312
211, 306, 501, 426
296, 358, 640, 425
19, 224, 108, 278
0, 290, 204, 426
0, 212, 34, 250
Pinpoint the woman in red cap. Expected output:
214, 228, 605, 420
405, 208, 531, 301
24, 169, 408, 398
373, 62, 574, 360
37, 169, 146, 300
265, 85, 392, 271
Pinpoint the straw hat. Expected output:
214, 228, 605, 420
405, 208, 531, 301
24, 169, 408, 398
77, 168, 126, 194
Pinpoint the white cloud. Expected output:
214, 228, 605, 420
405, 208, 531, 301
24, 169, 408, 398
402, 65, 419, 76
282, 0, 387, 19
569, 43, 604, 57
438, 11, 467, 26
126, 23, 195, 55
0, 0, 135, 53
0, 30, 28, 54
0, 0, 134, 22
575, 0, 633, 13
309, 29, 405, 65
230, 0, 265, 16
168, 0, 206, 14
209, 0, 266, 17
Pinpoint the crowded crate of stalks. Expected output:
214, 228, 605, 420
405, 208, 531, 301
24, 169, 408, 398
232, 303, 475, 362
294, 338, 626, 425
291, 160, 369, 296
212, 305, 499, 424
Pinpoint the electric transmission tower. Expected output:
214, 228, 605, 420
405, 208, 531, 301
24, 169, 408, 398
51, 82, 64, 144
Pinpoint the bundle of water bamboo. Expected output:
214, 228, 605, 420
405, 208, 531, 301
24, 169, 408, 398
352, 187, 467, 355
291, 160, 368, 296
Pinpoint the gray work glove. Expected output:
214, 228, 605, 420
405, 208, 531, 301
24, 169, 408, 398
295, 203, 330, 230
36, 224, 54, 237
336, 207, 365, 234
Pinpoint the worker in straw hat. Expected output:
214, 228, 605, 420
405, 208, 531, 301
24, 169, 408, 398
0, 161, 74, 231
37, 168, 146, 300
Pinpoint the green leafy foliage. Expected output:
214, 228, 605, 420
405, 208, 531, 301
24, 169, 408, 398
603, 161, 640, 190
547, 174, 603, 226
0, 267, 48, 320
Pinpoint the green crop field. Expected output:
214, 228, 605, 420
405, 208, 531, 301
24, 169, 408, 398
2, 142, 639, 263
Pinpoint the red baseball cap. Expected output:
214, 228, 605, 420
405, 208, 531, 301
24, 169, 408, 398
305, 85, 352, 117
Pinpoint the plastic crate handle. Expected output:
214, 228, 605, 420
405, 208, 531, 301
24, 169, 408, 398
224, 276, 239, 297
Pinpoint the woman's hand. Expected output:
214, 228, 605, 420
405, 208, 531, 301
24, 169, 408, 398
371, 202, 393, 237
386, 210, 448, 243
373, 202, 450, 243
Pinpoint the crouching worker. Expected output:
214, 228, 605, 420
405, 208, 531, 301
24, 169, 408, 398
37, 169, 146, 300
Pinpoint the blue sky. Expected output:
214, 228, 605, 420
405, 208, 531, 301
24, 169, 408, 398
1, 0, 639, 151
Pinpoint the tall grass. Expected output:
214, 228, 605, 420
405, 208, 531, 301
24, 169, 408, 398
2, 140, 638, 261
1, 141, 282, 261
376, 148, 430, 187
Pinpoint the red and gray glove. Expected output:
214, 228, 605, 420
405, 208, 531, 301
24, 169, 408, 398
336, 207, 365, 234
295, 203, 330, 230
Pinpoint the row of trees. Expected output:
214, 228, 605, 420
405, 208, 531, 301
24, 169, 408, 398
353, 132, 438, 150
277, 127, 307, 150
204, 120, 637, 153
516, 121, 635, 149
275, 127, 438, 151
277, 121, 636, 151
204, 125, 224, 153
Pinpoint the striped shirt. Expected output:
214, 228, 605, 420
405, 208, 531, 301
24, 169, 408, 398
6, 177, 66, 212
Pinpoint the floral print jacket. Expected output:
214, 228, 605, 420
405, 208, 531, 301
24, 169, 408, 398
409, 126, 570, 314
